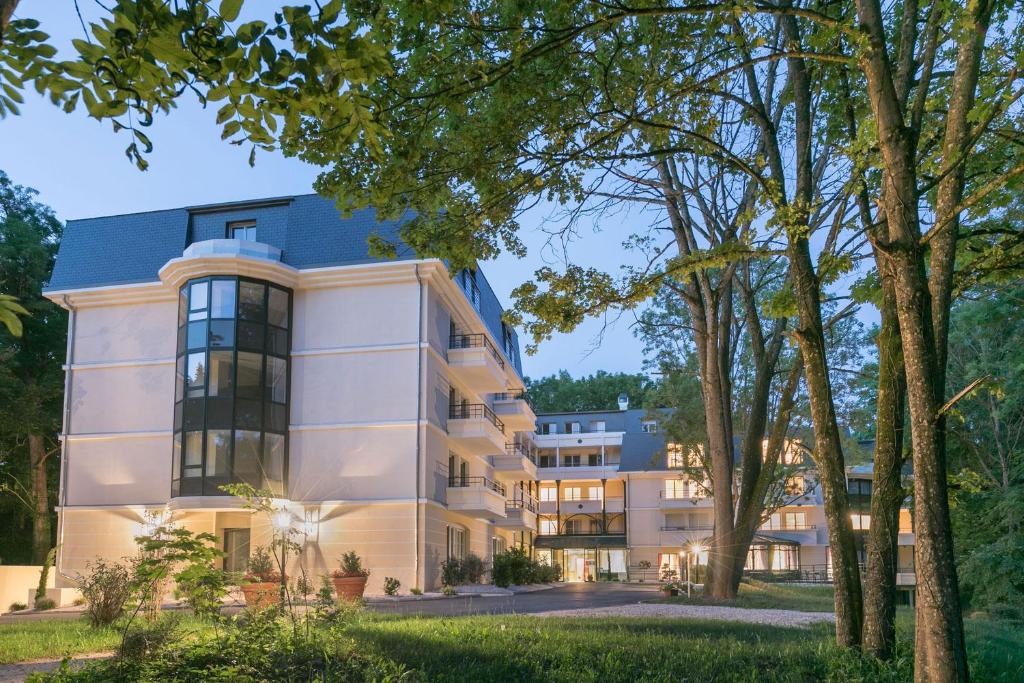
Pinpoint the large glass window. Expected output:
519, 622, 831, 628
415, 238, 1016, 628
172, 277, 290, 498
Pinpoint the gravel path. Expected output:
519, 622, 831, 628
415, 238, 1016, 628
532, 603, 836, 627
0, 652, 112, 683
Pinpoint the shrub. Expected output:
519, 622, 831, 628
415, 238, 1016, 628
8, 601, 27, 612
441, 585, 457, 596
34, 597, 56, 610
491, 548, 560, 587
440, 558, 463, 587
535, 561, 561, 583
462, 553, 485, 584
244, 546, 281, 583
383, 577, 400, 596
331, 550, 370, 579
174, 563, 228, 619
77, 558, 134, 626
72, 597, 86, 606
119, 616, 180, 662
409, 587, 423, 596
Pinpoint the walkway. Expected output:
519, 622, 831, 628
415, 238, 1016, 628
532, 602, 836, 627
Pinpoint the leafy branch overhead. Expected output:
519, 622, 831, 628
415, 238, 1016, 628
0, 0, 392, 169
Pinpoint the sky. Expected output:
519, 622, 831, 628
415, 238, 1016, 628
2, 5, 877, 381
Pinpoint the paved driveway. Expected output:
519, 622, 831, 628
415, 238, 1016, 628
368, 582, 660, 617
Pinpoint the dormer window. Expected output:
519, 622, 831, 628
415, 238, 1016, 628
228, 220, 257, 241
641, 420, 658, 433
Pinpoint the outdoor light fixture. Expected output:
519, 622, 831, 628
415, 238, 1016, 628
271, 508, 292, 533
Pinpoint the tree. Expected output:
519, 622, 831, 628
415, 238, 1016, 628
0, 170, 65, 565
946, 285, 1024, 617
524, 371, 653, 413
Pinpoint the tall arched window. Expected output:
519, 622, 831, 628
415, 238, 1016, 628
171, 276, 290, 497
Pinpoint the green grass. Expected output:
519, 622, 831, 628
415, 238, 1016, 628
4, 608, 1022, 682
0, 614, 213, 664
660, 580, 839, 612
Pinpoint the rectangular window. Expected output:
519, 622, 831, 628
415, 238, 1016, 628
267, 287, 289, 328
183, 431, 203, 477
238, 281, 266, 322
447, 526, 467, 560
189, 281, 209, 320
207, 351, 234, 397
186, 352, 207, 399
228, 220, 257, 241
587, 453, 600, 466
851, 513, 871, 530
563, 455, 581, 467
265, 356, 287, 403
205, 430, 231, 477
785, 512, 807, 529
666, 443, 685, 468
540, 519, 558, 535
539, 487, 557, 502
589, 420, 606, 432
664, 479, 688, 499
234, 430, 262, 485
641, 420, 658, 433
210, 280, 236, 319
563, 486, 582, 501
492, 536, 506, 557
538, 454, 555, 468
566, 422, 581, 434
236, 352, 263, 399
263, 433, 285, 495
587, 486, 603, 501
763, 513, 782, 530
784, 475, 805, 496
540, 423, 558, 435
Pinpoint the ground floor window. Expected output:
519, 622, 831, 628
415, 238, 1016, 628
658, 552, 679, 578
541, 548, 628, 582
746, 543, 799, 571
447, 525, 467, 560
492, 536, 506, 557
223, 528, 251, 573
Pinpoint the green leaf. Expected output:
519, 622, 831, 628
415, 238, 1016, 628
219, 0, 243, 22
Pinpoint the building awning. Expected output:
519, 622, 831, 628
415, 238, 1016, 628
695, 533, 801, 548
534, 534, 628, 549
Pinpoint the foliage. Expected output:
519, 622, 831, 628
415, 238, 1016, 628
133, 521, 224, 620
2, 1, 391, 170
439, 553, 484, 586
409, 587, 422, 596
461, 554, 484, 584
491, 548, 560, 587
35, 544, 56, 601
0, 294, 27, 337
75, 559, 134, 627
174, 562, 229, 620
383, 577, 400, 596
32, 597, 55, 610
333, 550, 370, 579
244, 546, 279, 583
0, 170, 65, 565
440, 585, 457, 597
8, 602, 26, 612
439, 558, 463, 588
525, 371, 654, 413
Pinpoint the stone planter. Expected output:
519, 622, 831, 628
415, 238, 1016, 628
241, 582, 280, 609
660, 585, 678, 598
332, 575, 368, 600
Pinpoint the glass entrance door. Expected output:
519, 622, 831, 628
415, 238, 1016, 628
223, 528, 251, 573
564, 549, 597, 582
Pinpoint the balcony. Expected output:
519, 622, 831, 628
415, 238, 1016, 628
448, 334, 507, 394
539, 496, 624, 515
492, 392, 536, 432
659, 524, 713, 546
495, 498, 538, 530
491, 443, 537, 481
446, 476, 507, 518
448, 404, 506, 456
659, 490, 713, 508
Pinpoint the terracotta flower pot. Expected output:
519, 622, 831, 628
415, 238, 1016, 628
241, 582, 281, 609
660, 586, 678, 598
332, 575, 368, 600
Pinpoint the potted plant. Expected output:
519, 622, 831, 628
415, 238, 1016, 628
240, 546, 281, 609
331, 551, 370, 600
660, 565, 679, 597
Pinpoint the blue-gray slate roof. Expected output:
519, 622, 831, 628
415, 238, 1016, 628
46, 193, 521, 373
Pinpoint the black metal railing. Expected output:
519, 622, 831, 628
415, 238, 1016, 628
761, 524, 817, 531
449, 403, 505, 433
505, 442, 537, 463
449, 333, 505, 369
447, 475, 506, 496
660, 524, 714, 531
505, 497, 538, 513
493, 391, 533, 407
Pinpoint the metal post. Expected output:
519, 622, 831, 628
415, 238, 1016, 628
556, 479, 561, 535
601, 478, 607, 533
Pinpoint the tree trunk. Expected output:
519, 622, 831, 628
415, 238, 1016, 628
29, 434, 51, 566
703, 334, 739, 599
0, 0, 18, 42
862, 273, 907, 659
789, 240, 864, 648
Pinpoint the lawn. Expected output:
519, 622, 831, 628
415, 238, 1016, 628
660, 579, 838, 612
2, 605, 1021, 682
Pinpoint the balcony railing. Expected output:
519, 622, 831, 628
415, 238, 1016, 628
449, 403, 505, 434
659, 490, 709, 500
493, 391, 532, 406
450, 333, 505, 369
505, 497, 538, 513
762, 524, 817, 531
447, 475, 506, 497
660, 524, 714, 531
505, 442, 536, 463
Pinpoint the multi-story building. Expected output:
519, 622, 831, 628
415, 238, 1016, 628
43, 192, 915, 599
44, 194, 538, 594
532, 406, 916, 597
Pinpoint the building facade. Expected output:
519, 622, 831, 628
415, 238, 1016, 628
45, 195, 538, 594
44, 193, 914, 599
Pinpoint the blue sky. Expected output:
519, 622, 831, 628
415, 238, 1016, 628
2, 4, 651, 380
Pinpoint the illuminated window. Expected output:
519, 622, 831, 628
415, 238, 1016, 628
447, 525, 468, 559
667, 443, 685, 468
540, 519, 558, 535
784, 475, 805, 496
539, 487, 557, 502
664, 479, 689, 499
641, 420, 658, 433
785, 512, 806, 529
563, 486, 582, 501
588, 486, 604, 501
851, 514, 871, 530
